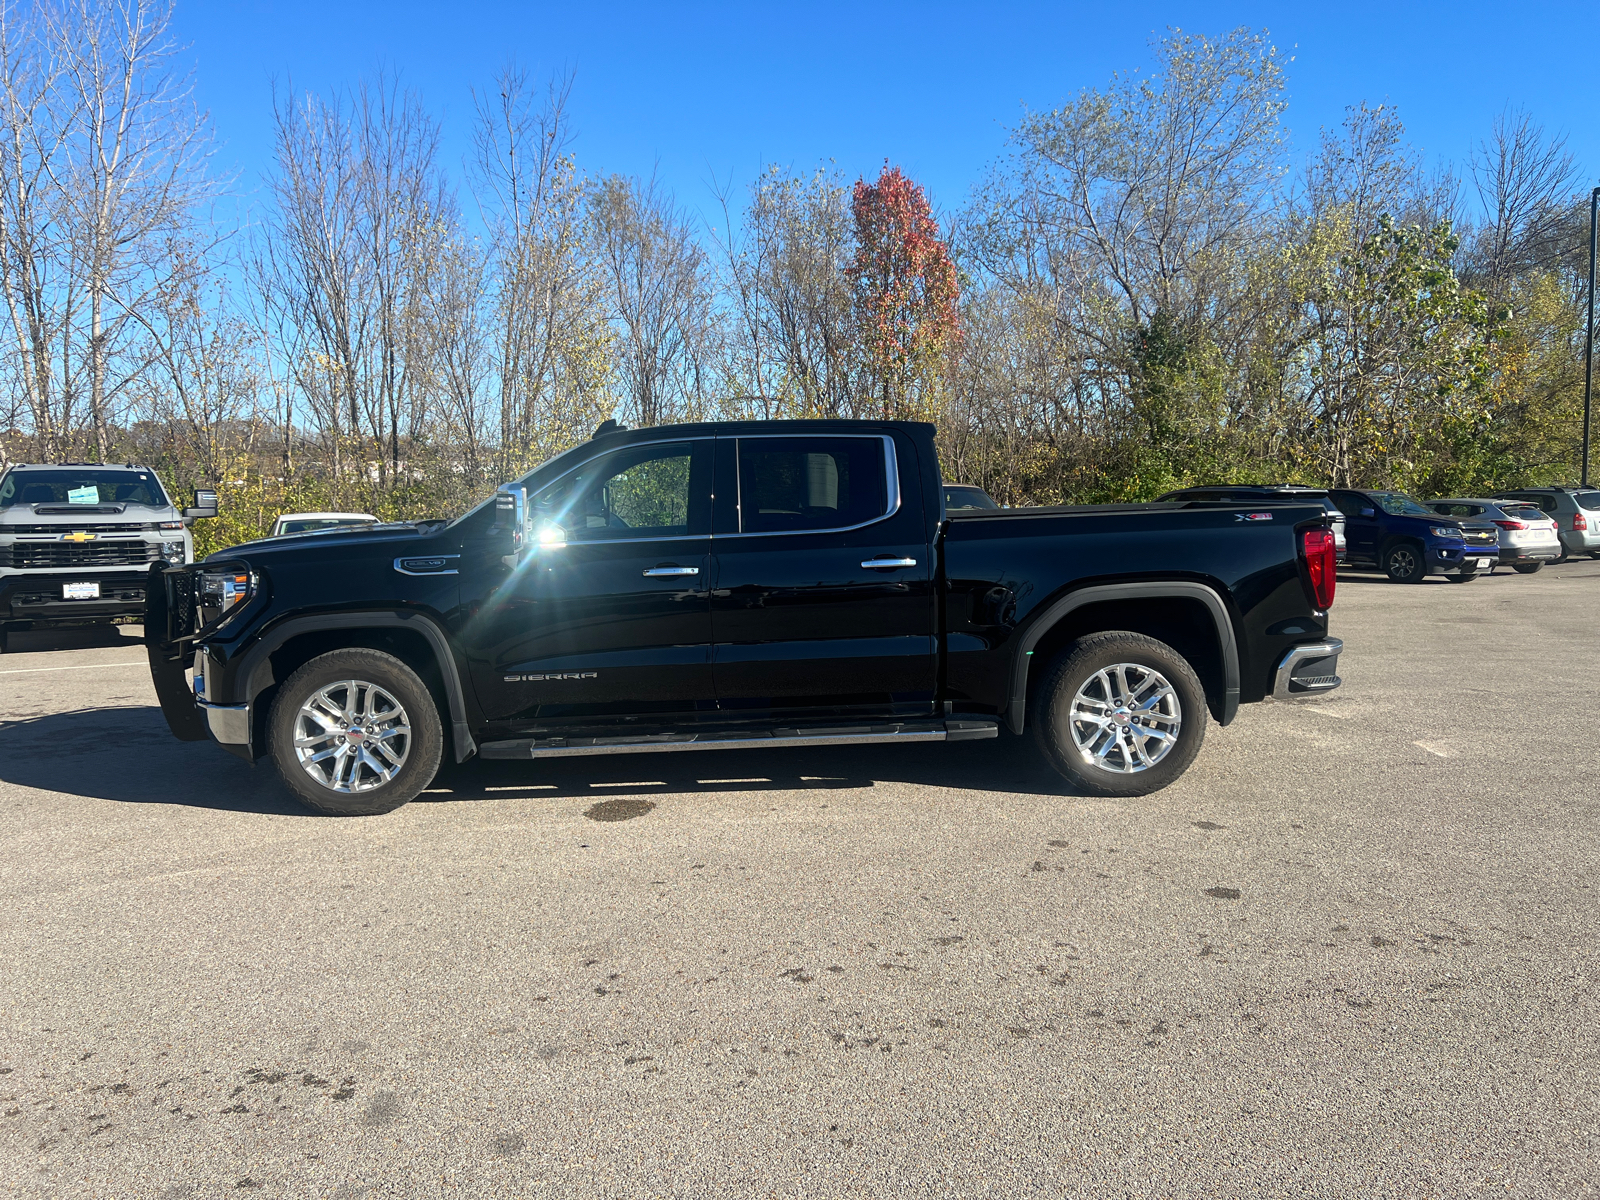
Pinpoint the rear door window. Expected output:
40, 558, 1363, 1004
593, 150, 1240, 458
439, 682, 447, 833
736, 437, 890, 534
1330, 491, 1368, 518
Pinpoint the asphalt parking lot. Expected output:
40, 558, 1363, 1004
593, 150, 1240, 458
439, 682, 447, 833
1, 562, 1597, 1198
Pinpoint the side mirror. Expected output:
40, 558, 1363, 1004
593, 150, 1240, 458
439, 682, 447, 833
182, 488, 218, 520
492, 485, 526, 566
1359, 507, 1375, 518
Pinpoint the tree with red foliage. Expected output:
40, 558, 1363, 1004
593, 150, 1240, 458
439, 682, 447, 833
848, 163, 959, 419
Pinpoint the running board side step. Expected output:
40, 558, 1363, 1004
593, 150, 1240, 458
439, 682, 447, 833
478, 717, 999, 760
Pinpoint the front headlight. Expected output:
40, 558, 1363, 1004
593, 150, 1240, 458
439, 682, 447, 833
1430, 526, 1463, 539
161, 539, 185, 563
198, 569, 253, 623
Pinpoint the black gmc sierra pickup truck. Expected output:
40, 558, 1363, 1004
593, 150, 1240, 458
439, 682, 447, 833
146, 420, 1343, 815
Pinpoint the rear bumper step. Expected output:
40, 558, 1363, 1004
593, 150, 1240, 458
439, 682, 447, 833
478, 717, 999, 760
1273, 638, 1344, 699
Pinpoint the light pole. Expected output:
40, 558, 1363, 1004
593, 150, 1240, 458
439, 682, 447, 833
1584, 185, 1598, 487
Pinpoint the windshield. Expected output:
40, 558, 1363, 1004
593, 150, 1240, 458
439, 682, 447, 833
1368, 491, 1435, 517
0, 468, 168, 509
1577, 491, 1600, 511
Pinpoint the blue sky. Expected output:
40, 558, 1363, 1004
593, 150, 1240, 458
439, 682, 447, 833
174, 1, 1599, 226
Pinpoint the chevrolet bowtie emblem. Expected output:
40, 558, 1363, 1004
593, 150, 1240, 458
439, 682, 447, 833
61, 531, 97, 543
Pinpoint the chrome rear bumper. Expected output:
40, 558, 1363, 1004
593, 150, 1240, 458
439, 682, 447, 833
1274, 638, 1343, 699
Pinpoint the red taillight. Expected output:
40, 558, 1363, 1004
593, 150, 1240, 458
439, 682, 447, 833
1493, 519, 1527, 530
1575, 514, 1588, 532
1300, 527, 1337, 609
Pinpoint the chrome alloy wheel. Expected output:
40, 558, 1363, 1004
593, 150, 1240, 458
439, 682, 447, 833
293, 679, 411, 793
1067, 663, 1182, 774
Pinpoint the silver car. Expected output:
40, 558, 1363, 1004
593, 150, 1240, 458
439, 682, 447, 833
1492, 487, 1600, 560
1426, 498, 1562, 574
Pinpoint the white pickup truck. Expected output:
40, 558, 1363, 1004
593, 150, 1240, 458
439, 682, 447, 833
0, 462, 215, 651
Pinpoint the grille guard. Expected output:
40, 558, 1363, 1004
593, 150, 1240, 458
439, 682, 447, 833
145, 563, 208, 741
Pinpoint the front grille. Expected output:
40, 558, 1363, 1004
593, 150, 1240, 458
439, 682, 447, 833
3, 523, 160, 534
1463, 531, 1498, 548
9, 540, 159, 568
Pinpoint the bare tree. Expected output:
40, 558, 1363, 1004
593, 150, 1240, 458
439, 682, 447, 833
1003, 27, 1287, 334
591, 172, 713, 428
714, 165, 855, 417
0, 1, 71, 460
1467, 108, 1580, 293
0, 0, 215, 461
471, 65, 613, 474
50, 0, 218, 457
260, 73, 457, 497
133, 248, 260, 489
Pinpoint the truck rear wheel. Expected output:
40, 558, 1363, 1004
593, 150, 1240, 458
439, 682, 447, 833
1031, 631, 1207, 797
268, 648, 443, 816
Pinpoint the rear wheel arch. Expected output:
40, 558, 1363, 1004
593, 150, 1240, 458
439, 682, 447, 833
238, 612, 477, 762
1005, 582, 1240, 735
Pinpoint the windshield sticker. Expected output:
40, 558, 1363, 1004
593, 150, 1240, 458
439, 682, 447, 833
67, 485, 99, 504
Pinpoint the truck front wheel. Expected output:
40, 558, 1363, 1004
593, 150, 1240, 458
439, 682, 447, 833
269, 648, 443, 816
1384, 541, 1427, 583
1032, 632, 1208, 797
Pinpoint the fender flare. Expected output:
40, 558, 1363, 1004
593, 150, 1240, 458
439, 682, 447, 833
237, 611, 478, 762
1003, 581, 1240, 735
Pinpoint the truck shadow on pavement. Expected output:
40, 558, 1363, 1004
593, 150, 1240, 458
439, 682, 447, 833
0, 704, 1076, 816
5, 624, 139, 652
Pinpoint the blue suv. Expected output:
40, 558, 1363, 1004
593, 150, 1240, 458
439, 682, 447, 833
1329, 489, 1500, 583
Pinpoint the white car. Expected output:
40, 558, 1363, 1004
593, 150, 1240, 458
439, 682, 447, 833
269, 511, 379, 538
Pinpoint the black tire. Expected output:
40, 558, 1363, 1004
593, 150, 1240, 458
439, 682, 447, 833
1031, 631, 1207, 798
1513, 562, 1544, 574
1444, 571, 1476, 583
1384, 541, 1427, 584
268, 648, 443, 816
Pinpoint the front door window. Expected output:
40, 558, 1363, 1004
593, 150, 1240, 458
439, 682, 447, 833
531, 444, 695, 542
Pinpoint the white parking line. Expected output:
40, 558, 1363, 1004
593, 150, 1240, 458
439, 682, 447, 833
1414, 740, 1454, 758
0, 661, 146, 675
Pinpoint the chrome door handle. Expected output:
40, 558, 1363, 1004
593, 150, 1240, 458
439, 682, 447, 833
643, 565, 700, 577
862, 557, 917, 569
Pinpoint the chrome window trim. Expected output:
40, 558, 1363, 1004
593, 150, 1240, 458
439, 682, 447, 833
533, 534, 713, 548
503, 431, 903, 547
728, 433, 901, 539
